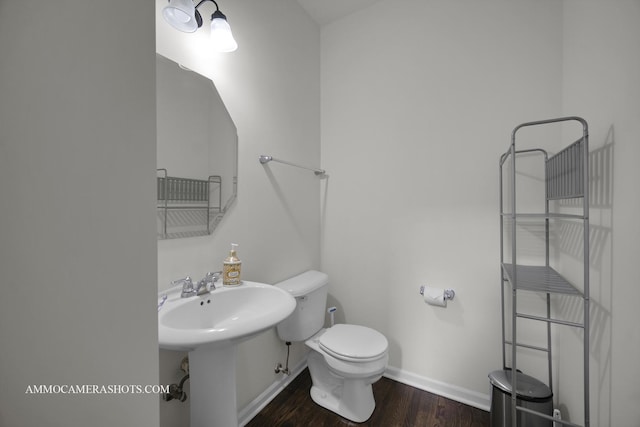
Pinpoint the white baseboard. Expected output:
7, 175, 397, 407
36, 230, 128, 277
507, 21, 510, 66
238, 362, 490, 426
238, 359, 308, 427
383, 365, 491, 412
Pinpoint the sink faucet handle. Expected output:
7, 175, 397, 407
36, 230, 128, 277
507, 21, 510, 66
199, 271, 222, 292
172, 276, 194, 288
204, 271, 222, 283
172, 276, 196, 297
209, 271, 222, 282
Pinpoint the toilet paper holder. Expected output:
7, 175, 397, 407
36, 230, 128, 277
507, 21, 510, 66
419, 286, 455, 301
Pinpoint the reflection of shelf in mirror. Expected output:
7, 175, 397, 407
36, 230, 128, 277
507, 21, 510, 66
157, 169, 222, 239
157, 209, 225, 240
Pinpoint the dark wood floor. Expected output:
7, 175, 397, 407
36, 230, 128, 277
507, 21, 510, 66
246, 369, 489, 427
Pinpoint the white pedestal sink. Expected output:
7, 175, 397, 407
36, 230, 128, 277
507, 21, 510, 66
158, 281, 296, 427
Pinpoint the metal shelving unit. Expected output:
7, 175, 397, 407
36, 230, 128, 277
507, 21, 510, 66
499, 117, 590, 426
157, 169, 222, 239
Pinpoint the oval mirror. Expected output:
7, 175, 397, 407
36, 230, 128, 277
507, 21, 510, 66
156, 54, 237, 239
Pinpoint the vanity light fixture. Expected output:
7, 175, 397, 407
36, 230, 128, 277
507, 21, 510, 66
162, 0, 238, 52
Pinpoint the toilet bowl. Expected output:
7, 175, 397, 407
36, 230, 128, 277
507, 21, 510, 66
275, 270, 389, 423
306, 325, 389, 422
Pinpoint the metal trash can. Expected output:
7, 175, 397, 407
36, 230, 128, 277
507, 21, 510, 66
488, 369, 553, 427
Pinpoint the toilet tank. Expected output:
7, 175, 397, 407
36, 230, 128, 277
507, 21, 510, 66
274, 270, 329, 342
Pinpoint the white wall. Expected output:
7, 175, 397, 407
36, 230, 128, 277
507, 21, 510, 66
322, 0, 640, 425
0, 1, 158, 427
155, 0, 320, 424
560, 1, 640, 425
321, 0, 563, 406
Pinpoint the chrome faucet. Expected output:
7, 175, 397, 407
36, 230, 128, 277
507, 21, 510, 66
196, 271, 222, 296
172, 276, 196, 298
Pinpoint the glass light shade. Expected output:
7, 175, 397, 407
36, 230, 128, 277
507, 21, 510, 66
163, 0, 198, 33
210, 16, 238, 52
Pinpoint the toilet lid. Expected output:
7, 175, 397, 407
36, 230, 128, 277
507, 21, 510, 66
319, 324, 388, 362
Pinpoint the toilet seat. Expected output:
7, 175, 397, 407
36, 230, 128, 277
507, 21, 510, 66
319, 324, 388, 363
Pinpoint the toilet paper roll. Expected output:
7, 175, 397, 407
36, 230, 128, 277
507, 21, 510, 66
423, 287, 447, 307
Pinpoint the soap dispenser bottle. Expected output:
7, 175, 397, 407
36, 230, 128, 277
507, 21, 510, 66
223, 243, 242, 286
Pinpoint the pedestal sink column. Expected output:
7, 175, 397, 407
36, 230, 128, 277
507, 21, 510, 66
188, 345, 238, 427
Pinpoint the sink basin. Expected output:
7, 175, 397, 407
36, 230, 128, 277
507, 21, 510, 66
158, 281, 296, 351
158, 280, 296, 426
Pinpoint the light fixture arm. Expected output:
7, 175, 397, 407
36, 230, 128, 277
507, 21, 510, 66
194, 0, 220, 10
191, 0, 222, 28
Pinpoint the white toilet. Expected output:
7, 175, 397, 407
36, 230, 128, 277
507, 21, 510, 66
275, 270, 389, 423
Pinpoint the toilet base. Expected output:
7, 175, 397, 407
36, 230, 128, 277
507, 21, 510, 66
310, 382, 375, 423
307, 350, 377, 423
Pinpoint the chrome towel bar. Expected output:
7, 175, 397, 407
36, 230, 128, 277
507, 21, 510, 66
259, 155, 326, 177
